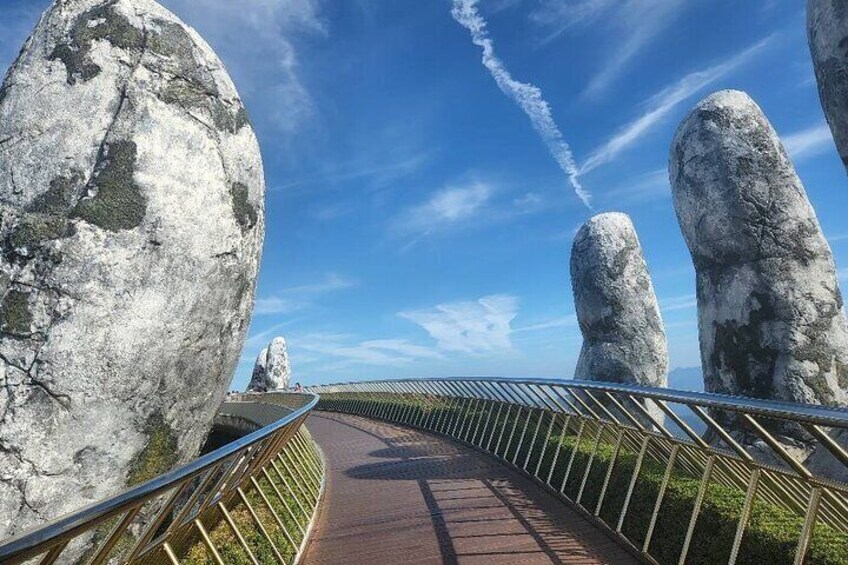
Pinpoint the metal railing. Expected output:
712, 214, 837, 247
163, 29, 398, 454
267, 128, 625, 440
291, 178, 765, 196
0, 392, 324, 565
311, 378, 848, 565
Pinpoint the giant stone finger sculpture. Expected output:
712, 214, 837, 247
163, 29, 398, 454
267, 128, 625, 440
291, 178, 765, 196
0, 0, 264, 536
669, 90, 848, 442
808, 0, 848, 173
247, 337, 292, 392
570, 212, 668, 424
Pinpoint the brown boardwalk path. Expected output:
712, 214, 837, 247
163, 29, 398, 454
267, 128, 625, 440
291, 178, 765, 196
303, 412, 639, 565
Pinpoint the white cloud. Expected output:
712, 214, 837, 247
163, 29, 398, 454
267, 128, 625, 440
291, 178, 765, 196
254, 273, 355, 315
274, 152, 431, 195
531, 0, 686, 97
400, 294, 519, 354
254, 296, 301, 316
781, 122, 835, 162
828, 233, 848, 243
604, 168, 669, 204
451, 0, 591, 208
581, 36, 774, 174
514, 314, 577, 333
392, 181, 493, 236
244, 321, 293, 350
531, 0, 615, 34
295, 333, 442, 367
661, 294, 697, 312
161, 0, 326, 134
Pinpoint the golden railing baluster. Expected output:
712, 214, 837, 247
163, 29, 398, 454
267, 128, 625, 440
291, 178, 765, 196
616, 435, 650, 534
546, 414, 571, 486
88, 505, 142, 565
594, 427, 625, 517
37, 541, 68, 565
678, 455, 716, 565
193, 518, 225, 565
249, 475, 298, 551
560, 419, 587, 494
794, 488, 823, 565
642, 444, 679, 552
576, 422, 606, 505
728, 468, 761, 565
162, 542, 180, 564
217, 501, 259, 565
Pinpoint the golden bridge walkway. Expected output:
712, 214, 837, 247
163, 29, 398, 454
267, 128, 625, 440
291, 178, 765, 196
303, 412, 638, 564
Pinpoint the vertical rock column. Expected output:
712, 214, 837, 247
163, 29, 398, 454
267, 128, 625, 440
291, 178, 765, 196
808, 0, 848, 174
247, 337, 292, 392
0, 0, 265, 536
570, 212, 668, 423
669, 90, 848, 440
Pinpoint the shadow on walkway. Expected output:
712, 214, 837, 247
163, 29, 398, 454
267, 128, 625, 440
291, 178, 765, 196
303, 412, 637, 565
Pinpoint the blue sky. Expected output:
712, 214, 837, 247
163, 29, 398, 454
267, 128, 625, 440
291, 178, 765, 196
3, 0, 848, 390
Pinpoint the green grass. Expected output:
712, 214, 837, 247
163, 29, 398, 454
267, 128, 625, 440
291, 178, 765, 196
319, 396, 848, 565
181, 454, 318, 565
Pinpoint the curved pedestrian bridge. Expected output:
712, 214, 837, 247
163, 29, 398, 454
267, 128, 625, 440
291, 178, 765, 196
304, 412, 636, 564
1, 379, 848, 565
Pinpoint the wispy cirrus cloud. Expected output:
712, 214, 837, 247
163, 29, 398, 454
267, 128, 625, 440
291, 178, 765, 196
400, 294, 519, 354
450, 0, 591, 208
661, 294, 697, 312
294, 333, 443, 367
254, 273, 355, 315
273, 152, 431, 195
580, 36, 774, 174
391, 181, 493, 237
604, 168, 669, 204
531, 0, 686, 97
514, 314, 577, 333
162, 0, 326, 135
781, 122, 835, 162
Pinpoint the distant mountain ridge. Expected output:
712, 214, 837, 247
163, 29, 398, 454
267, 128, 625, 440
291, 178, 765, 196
668, 366, 703, 392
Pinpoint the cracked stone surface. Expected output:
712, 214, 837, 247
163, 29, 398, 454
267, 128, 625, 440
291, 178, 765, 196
669, 90, 848, 439
0, 0, 265, 536
246, 337, 291, 392
808, 0, 848, 174
570, 213, 668, 423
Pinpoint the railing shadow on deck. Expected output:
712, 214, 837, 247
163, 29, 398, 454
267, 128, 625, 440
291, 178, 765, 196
318, 411, 607, 564
310, 378, 848, 565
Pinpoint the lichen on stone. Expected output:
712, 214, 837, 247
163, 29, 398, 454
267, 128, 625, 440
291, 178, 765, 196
229, 182, 257, 230
147, 18, 249, 135
1, 289, 32, 336
126, 413, 178, 487
8, 215, 71, 255
709, 291, 779, 400
72, 140, 147, 231
48, 1, 145, 85
29, 171, 85, 215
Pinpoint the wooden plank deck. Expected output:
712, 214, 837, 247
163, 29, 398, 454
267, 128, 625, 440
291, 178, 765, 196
303, 412, 639, 565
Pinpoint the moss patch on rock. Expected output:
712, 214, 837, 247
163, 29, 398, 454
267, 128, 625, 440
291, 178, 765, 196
49, 1, 144, 85
127, 413, 178, 487
72, 140, 147, 232
229, 182, 257, 231
1, 289, 32, 335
